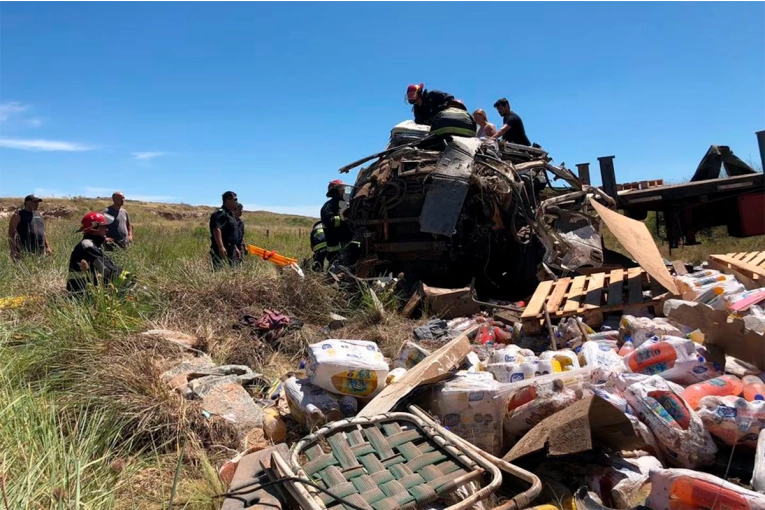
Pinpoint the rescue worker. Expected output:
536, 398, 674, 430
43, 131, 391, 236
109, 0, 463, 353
406, 83, 454, 126
235, 203, 247, 256
66, 211, 131, 296
209, 191, 242, 269
429, 99, 478, 138
491, 97, 532, 146
309, 220, 328, 272
320, 180, 354, 265
8, 194, 52, 261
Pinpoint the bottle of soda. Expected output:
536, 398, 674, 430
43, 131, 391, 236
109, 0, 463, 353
681, 375, 743, 409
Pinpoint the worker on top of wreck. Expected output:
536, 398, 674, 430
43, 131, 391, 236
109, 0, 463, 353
406, 83, 454, 126
491, 97, 532, 146
429, 99, 477, 138
320, 180, 354, 265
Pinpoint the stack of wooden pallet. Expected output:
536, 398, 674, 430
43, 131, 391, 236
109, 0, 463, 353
520, 268, 668, 332
707, 251, 765, 288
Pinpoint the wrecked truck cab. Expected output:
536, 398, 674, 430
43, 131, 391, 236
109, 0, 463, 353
340, 121, 609, 300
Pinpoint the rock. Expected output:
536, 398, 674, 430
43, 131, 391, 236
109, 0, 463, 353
160, 355, 216, 383
141, 329, 200, 350
202, 383, 265, 433
188, 374, 241, 398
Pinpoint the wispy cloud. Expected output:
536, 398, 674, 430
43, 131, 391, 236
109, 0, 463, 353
131, 151, 167, 161
33, 188, 69, 198
0, 138, 94, 152
0, 101, 29, 122
242, 203, 320, 218
83, 186, 175, 202
27, 118, 44, 127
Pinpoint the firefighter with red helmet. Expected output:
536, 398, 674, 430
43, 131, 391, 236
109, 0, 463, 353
406, 83, 454, 126
66, 211, 131, 295
320, 180, 354, 265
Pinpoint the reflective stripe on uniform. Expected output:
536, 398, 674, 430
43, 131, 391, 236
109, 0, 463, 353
326, 244, 342, 253
312, 241, 327, 252
333, 216, 341, 227
429, 126, 477, 138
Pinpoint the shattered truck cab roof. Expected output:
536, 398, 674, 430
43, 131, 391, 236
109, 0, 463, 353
340, 122, 610, 300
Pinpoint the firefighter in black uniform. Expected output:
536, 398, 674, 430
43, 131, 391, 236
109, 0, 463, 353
309, 220, 328, 271
66, 211, 132, 296
429, 99, 477, 138
406, 83, 454, 126
209, 191, 242, 269
320, 180, 354, 265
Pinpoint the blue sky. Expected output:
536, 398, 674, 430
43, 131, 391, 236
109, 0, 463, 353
0, 2, 763, 217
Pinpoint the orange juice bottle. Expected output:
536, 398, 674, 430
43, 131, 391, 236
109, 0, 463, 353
618, 340, 635, 357
681, 375, 743, 409
626, 341, 678, 374
669, 475, 751, 510
742, 375, 765, 402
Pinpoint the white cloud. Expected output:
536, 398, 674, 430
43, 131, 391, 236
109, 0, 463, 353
0, 101, 29, 122
0, 138, 94, 151
83, 187, 175, 202
131, 151, 167, 161
33, 188, 69, 198
242, 203, 320, 218
27, 118, 44, 127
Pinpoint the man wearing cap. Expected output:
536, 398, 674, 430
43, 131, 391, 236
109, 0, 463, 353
320, 180, 354, 265
406, 83, 454, 126
209, 191, 242, 269
103, 191, 133, 250
67, 211, 129, 295
8, 194, 52, 261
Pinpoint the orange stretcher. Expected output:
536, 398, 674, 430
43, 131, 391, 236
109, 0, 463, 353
246, 244, 298, 268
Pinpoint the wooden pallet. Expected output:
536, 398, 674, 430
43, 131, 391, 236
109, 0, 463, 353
708, 251, 765, 287
615, 179, 665, 192
520, 268, 667, 332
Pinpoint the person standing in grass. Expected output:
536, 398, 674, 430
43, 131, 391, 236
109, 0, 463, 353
8, 194, 52, 261
235, 202, 247, 257
209, 191, 242, 269
103, 191, 133, 250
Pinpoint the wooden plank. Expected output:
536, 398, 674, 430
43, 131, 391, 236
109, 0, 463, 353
358, 326, 475, 418
606, 269, 625, 307
671, 260, 688, 276
582, 272, 606, 311
521, 280, 554, 319
710, 255, 765, 280
589, 198, 679, 295
742, 252, 760, 264
401, 282, 423, 318
546, 278, 572, 314
563, 275, 588, 313
751, 252, 765, 268
627, 267, 644, 304
733, 252, 747, 260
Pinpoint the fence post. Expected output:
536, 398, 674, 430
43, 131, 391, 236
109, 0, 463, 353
575, 163, 591, 185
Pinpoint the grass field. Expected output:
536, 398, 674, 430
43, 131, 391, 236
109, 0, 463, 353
0, 196, 762, 509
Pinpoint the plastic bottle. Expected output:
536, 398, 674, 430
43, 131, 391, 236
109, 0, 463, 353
618, 340, 635, 357
476, 325, 496, 345
681, 375, 743, 409
625, 341, 678, 374
743, 375, 765, 402
507, 385, 537, 412
263, 407, 287, 442
652, 392, 691, 429
670, 475, 754, 510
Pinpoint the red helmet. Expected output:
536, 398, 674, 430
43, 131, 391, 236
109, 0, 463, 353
77, 211, 114, 232
406, 83, 423, 104
327, 179, 347, 192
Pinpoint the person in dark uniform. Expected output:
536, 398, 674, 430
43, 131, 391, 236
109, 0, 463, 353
66, 211, 131, 296
209, 191, 242, 269
429, 99, 478, 138
309, 220, 328, 272
7, 194, 52, 261
320, 180, 354, 265
235, 203, 247, 256
406, 83, 454, 126
491, 97, 532, 146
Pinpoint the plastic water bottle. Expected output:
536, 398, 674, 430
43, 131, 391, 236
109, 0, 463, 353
742, 375, 765, 402
618, 340, 635, 357
681, 375, 743, 409
625, 341, 678, 374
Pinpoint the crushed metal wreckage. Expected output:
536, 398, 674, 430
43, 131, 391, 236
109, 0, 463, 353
335, 121, 617, 301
